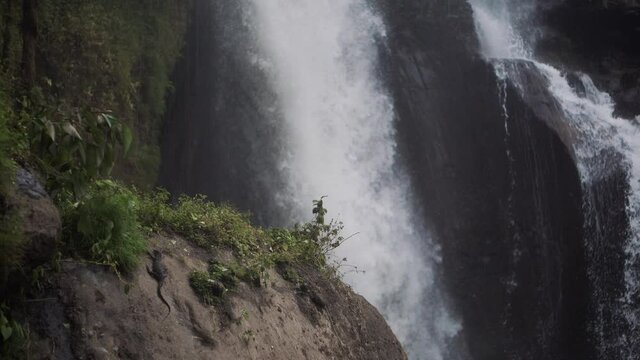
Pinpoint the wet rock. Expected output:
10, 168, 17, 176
383, 1, 593, 359
537, 0, 640, 118
9, 168, 61, 267
15, 167, 47, 199
565, 72, 587, 98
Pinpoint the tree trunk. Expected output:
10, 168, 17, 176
1, 0, 14, 66
21, 0, 37, 87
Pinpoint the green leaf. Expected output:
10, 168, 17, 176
121, 125, 133, 156
100, 114, 115, 128
78, 143, 87, 164
62, 122, 82, 140
1, 324, 12, 340
43, 118, 55, 141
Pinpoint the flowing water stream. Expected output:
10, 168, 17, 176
245, 1, 459, 358
469, 0, 640, 357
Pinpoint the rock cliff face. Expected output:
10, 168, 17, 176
536, 0, 640, 118
380, 1, 597, 359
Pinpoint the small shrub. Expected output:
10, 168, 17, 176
208, 261, 240, 289
64, 180, 146, 273
21, 99, 133, 199
294, 196, 347, 259
279, 265, 302, 287
189, 270, 227, 305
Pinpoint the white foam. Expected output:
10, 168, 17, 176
537, 64, 640, 332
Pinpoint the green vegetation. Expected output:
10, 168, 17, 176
137, 189, 348, 305
138, 191, 260, 253
0, 0, 188, 189
36, 0, 188, 187
0, 303, 28, 359
0, 1, 189, 356
62, 180, 146, 274
189, 270, 228, 306
20, 101, 132, 199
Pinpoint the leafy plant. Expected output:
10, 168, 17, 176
0, 303, 28, 359
189, 270, 228, 306
23, 99, 132, 198
36, 0, 188, 187
189, 259, 263, 306
63, 180, 146, 274
296, 196, 347, 257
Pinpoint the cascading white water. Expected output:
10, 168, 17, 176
244, 0, 461, 358
470, 0, 640, 357
468, 0, 531, 60
536, 65, 640, 351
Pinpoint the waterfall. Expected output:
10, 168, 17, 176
469, 0, 640, 357
243, 0, 460, 358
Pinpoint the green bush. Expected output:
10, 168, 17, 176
189, 270, 227, 305
21, 101, 133, 199
64, 180, 146, 274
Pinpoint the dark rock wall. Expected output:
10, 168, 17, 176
536, 0, 640, 118
159, 0, 291, 226
381, 1, 594, 359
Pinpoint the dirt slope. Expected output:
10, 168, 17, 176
24, 235, 406, 360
